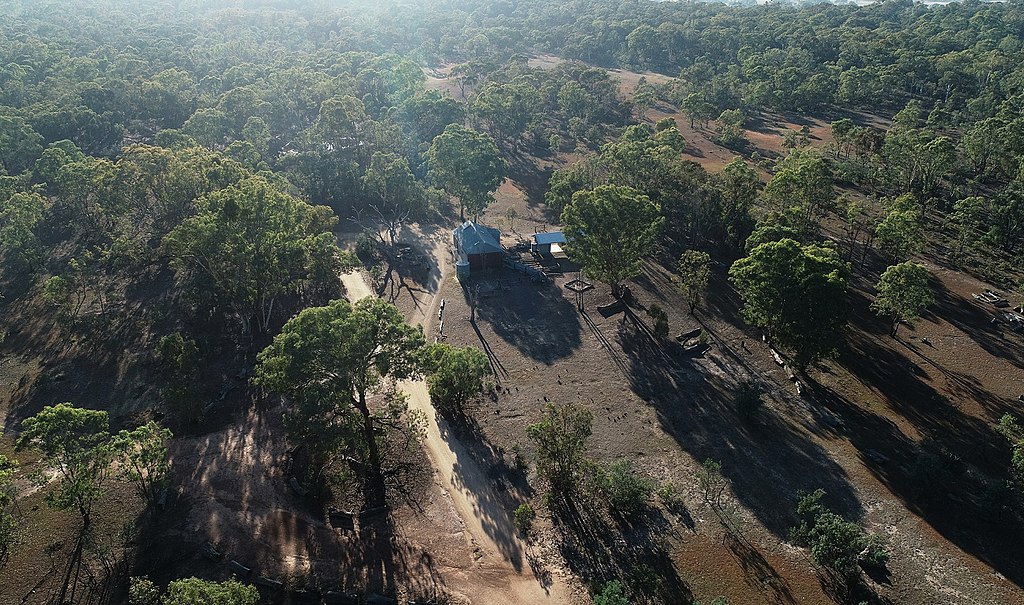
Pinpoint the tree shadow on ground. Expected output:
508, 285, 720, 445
375, 227, 444, 316
603, 310, 864, 540
816, 567, 896, 605
812, 330, 1024, 587
929, 277, 1024, 371
1, 258, 266, 439
435, 406, 533, 574
136, 397, 449, 602
724, 530, 799, 605
466, 275, 582, 365
504, 148, 556, 220
551, 498, 693, 603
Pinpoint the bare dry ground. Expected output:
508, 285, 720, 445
1, 55, 1020, 605
435, 249, 1022, 605
442, 57, 1024, 603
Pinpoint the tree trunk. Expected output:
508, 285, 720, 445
891, 316, 901, 338
356, 390, 387, 509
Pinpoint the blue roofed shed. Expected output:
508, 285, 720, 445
453, 221, 503, 272
532, 230, 567, 256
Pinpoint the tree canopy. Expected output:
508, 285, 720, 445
130, 576, 258, 605
527, 402, 593, 497
254, 298, 424, 507
871, 262, 933, 337
16, 403, 112, 526
729, 239, 849, 369
163, 175, 343, 334
425, 124, 506, 220
676, 249, 712, 314
420, 343, 491, 418
0, 454, 17, 566
562, 185, 664, 294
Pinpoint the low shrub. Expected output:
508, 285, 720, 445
603, 459, 654, 515
513, 503, 535, 536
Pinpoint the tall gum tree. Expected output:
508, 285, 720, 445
562, 184, 664, 296
425, 124, 505, 220
255, 298, 424, 508
729, 238, 849, 370
163, 175, 342, 334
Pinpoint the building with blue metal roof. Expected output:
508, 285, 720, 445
532, 230, 566, 255
453, 221, 503, 273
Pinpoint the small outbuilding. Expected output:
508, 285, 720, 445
453, 221, 503, 272
532, 231, 567, 257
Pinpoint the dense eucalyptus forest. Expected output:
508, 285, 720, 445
0, 0, 1023, 604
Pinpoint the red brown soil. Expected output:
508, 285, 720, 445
452, 78, 1023, 601
2, 55, 1021, 605
434, 244, 1022, 604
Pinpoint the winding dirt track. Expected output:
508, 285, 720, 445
340, 234, 570, 604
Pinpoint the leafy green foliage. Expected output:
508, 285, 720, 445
164, 175, 342, 334
744, 208, 814, 252
871, 262, 933, 337
734, 381, 763, 421
470, 79, 542, 144
16, 403, 112, 526
420, 343, 491, 418
0, 191, 46, 271
128, 576, 161, 605
397, 90, 464, 146
876, 204, 925, 261
680, 93, 715, 129
695, 458, 727, 509
171, 577, 254, 604
0, 114, 43, 174
545, 157, 602, 216
111, 422, 172, 506
716, 159, 759, 250
790, 489, 888, 577
676, 250, 711, 314
729, 239, 849, 369
781, 128, 811, 150
593, 580, 629, 605
997, 415, 1024, 486
157, 332, 202, 423
762, 152, 835, 227
602, 459, 654, 515
601, 125, 685, 194
715, 109, 746, 148
947, 196, 987, 259
562, 185, 664, 293
0, 454, 17, 566
527, 402, 593, 497
882, 107, 955, 198
807, 512, 867, 575
254, 298, 424, 505
628, 563, 662, 599
646, 304, 669, 338
513, 502, 535, 536
361, 151, 427, 244
153, 577, 258, 605
425, 124, 505, 220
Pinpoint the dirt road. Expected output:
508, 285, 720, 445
339, 235, 572, 604
340, 269, 374, 302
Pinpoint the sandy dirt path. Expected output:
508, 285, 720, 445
339, 231, 572, 604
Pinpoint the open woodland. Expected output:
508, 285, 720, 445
0, 0, 1023, 604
